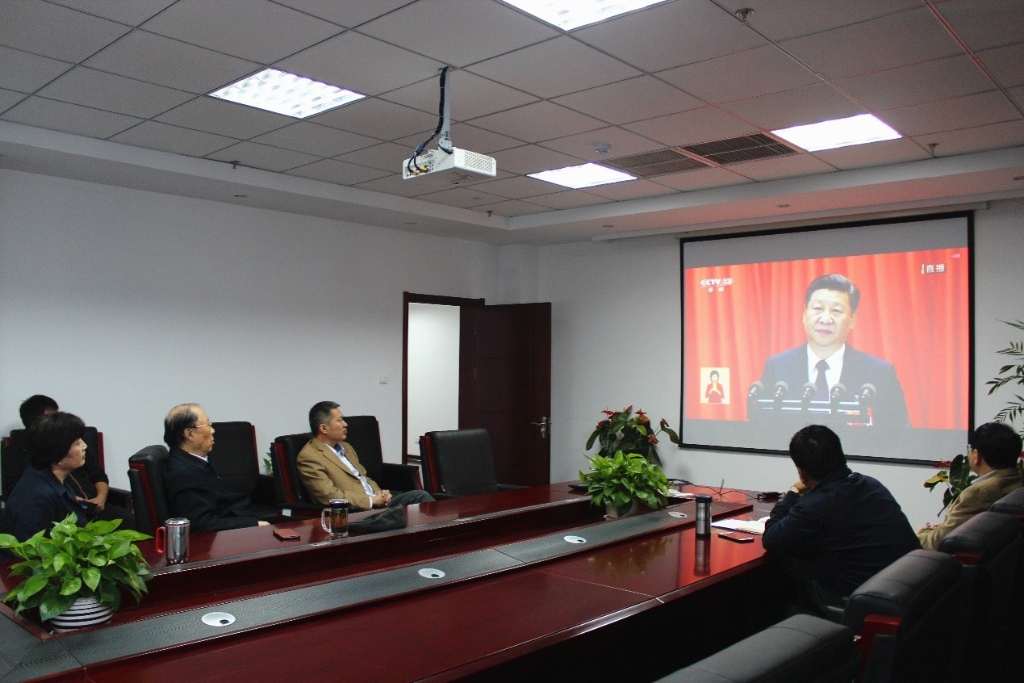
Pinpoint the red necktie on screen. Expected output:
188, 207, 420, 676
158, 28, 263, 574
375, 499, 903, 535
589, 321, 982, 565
815, 360, 829, 400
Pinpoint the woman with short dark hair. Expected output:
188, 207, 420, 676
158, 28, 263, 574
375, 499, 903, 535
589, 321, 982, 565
0, 412, 90, 542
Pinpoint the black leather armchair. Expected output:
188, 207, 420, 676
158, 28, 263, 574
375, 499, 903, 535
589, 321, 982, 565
127, 444, 172, 536
420, 428, 524, 498
842, 549, 964, 683
207, 421, 277, 521
271, 433, 322, 517
344, 416, 422, 493
655, 614, 860, 683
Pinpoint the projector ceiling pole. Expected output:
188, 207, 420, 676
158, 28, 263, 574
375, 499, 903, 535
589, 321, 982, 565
438, 66, 452, 155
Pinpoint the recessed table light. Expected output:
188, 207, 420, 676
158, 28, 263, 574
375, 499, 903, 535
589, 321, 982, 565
209, 68, 364, 119
772, 114, 901, 152
502, 0, 669, 31
530, 163, 636, 189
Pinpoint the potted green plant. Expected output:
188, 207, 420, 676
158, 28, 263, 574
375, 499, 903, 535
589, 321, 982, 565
579, 450, 670, 518
0, 515, 152, 630
586, 406, 680, 465
923, 454, 976, 515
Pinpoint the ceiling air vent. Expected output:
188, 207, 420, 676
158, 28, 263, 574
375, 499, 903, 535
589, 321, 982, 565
603, 148, 709, 178
682, 133, 797, 165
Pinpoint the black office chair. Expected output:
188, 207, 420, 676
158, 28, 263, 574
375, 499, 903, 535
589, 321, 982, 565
991, 486, 1024, 517
420, 428, 524, 498
207, 421, 277, 521
654, 614, 860, 683
344, 416, 423, 493
127, 444, 172, 536
938, 510, 1022, 683
842, 549, 964, 683
271, 433, 322, 517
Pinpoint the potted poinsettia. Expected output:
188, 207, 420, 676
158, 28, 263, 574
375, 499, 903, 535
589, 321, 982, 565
0, 515, 152, 630
586, 406, 680, 465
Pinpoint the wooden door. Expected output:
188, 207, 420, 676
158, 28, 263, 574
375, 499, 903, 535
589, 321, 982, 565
459, 303, 551, 486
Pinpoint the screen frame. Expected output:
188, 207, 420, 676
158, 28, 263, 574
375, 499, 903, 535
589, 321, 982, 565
678, 210, 975, 466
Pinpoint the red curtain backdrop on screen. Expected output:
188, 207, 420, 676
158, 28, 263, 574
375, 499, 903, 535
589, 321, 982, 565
684, 248, 968, 429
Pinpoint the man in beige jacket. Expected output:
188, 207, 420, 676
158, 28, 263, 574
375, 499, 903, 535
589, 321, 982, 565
918, 422, 1022, 550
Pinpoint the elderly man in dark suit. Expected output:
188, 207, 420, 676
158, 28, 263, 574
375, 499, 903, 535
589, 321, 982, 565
162, 403, 268, 533
758, 273, 909, 427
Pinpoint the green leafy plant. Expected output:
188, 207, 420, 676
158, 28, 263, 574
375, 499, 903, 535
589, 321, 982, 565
0, 515, 152, 622
987, 319, 1024, 432
923, 454, 976, 516
264, 447, 274, 475
586, 406, 680, 465
579, 450, 669, 515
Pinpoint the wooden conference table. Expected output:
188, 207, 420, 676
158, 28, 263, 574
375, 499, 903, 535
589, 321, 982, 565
0, 483, 795, 682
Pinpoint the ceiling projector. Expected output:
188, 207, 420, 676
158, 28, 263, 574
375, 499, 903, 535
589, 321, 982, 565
402, 147, 496, 180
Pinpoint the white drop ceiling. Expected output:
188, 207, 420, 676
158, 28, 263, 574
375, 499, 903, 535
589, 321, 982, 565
1, 0, 1023, 245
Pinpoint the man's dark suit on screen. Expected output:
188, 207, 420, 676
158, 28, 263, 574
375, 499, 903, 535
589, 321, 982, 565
164, 447, 259, 533
759, 345, 910, 427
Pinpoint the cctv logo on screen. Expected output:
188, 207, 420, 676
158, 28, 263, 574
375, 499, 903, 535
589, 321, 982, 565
700, 277, 733, 292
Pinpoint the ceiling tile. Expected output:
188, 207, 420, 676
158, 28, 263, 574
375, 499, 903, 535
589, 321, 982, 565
573, 0, 766, 73
937, 0, 1024, 51
473, 175, 564, 199
720, 83, 862, 131
649, 166, 751, 192
0, 88, 27, 113
444, 123, 525, 153
1, 96, 141, 138
277, 31, 443, 97
467, 36, 640, 99
726, 153, 836, 182
379, 70, 538, 120
272, 0, 412, 29
553, 76, 705, 125
469, 198, 549, 217
109, 121, 237, 157
85, 30, 260, 94
580, 178, 677, 200
493, 145, 582, 175
540, 127, 663, 161
0, 0, 130, 63
140, 0, 343, 64
916, 118, 1024, 156
622, 107, 756, 147
48, 0, 178, 26
415, 186, 505, 209
156, 97, 290, 139
811, 138, 931, 170
360, 0, 557, 67
525, 191, 610, 210
252, 122, 377, 157
284, 159, 391, 185
1010, 84, 1024, 111
314, 98, 435, 140
206, 142, 322, 172
978, 42, 1024, 89
657, 45, 821, 104
781, 8, 961, 80
713, 0, 921, 42
335, 141, 413, 173
0, 46, 73, 94
839, 55, 993, 111
470, 101, 604, 143
353, 173, 438, 197
882, 90, 1021, 137
37, 67, 194, 119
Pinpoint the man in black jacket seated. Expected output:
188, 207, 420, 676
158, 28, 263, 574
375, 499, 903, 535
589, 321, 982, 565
762, 425, 919, 616
163, 403, 268, 533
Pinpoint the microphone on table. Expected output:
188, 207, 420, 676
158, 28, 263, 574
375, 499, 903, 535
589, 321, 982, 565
772, 381, 788, 401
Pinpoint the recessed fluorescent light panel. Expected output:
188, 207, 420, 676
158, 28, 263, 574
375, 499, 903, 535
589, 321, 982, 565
529, 163, 636, 189
772, 114, 901, 152
209, 68, 365, 119
502, 0, 669, 31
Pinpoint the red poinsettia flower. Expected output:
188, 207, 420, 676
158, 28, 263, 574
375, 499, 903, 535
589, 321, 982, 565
602, 409, 616, 416
647, 434, 658, 444
933, 460, 953, 468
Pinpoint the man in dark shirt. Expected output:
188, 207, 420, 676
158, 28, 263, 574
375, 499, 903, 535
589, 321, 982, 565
162, 403, 268, 533
762, 425, 919, 616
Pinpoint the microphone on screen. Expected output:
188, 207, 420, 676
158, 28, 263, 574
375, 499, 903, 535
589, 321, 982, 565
800, 382, 816, 404
857, 383, 877, 403
747, 381, 764, 400
829, 383, 846, 405
772, 381, 788, 400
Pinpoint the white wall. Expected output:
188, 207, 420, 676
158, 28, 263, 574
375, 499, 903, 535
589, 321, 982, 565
537, 200, 1024, 529
0, 169, 499, 488
407, 303, 461, 453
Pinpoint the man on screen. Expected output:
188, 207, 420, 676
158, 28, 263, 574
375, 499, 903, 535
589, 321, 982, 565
758, 274, 910, 427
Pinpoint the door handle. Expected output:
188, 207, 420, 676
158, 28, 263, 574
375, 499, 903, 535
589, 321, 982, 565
530, 416, 550, 439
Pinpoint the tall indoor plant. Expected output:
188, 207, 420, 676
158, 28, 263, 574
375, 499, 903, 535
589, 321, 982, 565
0, 515, 152, 626
586, 406, 680, 465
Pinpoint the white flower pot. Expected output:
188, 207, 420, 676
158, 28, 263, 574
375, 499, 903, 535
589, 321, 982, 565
605, 500, 638, 519
50, 595, 113, 632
